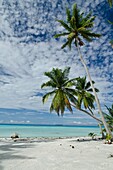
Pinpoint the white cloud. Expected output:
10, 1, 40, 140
0, 0, 113, 125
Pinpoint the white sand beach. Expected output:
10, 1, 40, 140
0, 137, 113, 170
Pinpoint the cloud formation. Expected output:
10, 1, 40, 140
0, 0, 113, 125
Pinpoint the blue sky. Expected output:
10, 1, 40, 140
0, 0, 113, 125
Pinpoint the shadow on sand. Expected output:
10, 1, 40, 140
0, 142, 36, 169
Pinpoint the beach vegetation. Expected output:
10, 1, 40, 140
103, 105, 113, 132
54, 3, 112, 136
41, 67, 102, 123
41, 67, 76, 115
88, 132, 97, 139
108, 0, 113, 7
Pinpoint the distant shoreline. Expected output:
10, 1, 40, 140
0, 123, 99, 128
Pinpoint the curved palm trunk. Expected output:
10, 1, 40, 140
76, 41, 112, 136
71, 103, 102, 122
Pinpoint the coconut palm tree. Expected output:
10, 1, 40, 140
54, 3, 112, 135
104, 105, 113, 131
41, 67, 77, 116
41, 67, 102, 123
74, 76, 98, 110
71, 76, 102, 122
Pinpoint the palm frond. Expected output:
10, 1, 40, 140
72, 3, 79, 24
64, 89, 78, 104
63, 67, 70, 80
68, 37, 74, 50
56, 20, 71, 31
108, 0, 113, 7
61, 40, 69, 49
85, 31, 101, 38
66, 7, 71, 22
54, 32, 69, 38
42, 90, 56, 103
70, 16, 76, 29
80, 33, 93, 42
63, 78, 77, 87
85, 80, 94, 90
105, 105, 113, 117
84, 12, 92, 21
64, 95, 73, 113
41, 80, 56, 89
44, 71, 56, 84
83, 16, 95, 28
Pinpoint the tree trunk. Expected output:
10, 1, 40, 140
98, 123, 106, 139
76, 41, 112, 136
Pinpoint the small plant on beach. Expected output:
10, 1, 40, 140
105, 134, 112, 144
88, 132, 96, 140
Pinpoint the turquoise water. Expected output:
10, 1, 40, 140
0, 124, 101, 138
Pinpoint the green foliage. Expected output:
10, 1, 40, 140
88, 132, 96, 139
108, 0, 113, 7
101, 105, 113, 133
74, 76, 99, 110
41, 68, 98, 117
54, 3, 101, 49
106, 134, 112, 141
41, 67, 77, 115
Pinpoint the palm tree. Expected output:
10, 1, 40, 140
108, 0, 113, 7
41, 67, 102, 123
71, 76, 102, 123
75, 76, 99, 110
54, 3, 112, 135
104, 105, 113, 131
41, 67, 77, 116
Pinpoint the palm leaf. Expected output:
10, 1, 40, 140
44, 71, 57, 84
41, 80, 56, 89
66, 7, 71, 22
57, 20, 71, 32
54, 32, 69, 38
68, 37, 74, 50
64, 95, 73, 113
65, 89, 78, 104
61, 40, 69, 49
80, 33, 92, 42
70, 16, 76, 29
85, 32, 101, 38
108, 0, 113, 7
63, 78, 77, 87
72, 3, 79, 23
42, 90, 56, 103
63, 67, 70, 80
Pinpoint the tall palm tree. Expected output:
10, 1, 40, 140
41, 67, 102, 123
54, 3, 112, 135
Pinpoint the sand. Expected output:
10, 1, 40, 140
0, 137, 113, 170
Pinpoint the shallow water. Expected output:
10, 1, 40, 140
0, 124, 101, 138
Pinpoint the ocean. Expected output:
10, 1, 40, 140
0, 124, 101, 138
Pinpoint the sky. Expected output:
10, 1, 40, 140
0, 0, 113, 125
